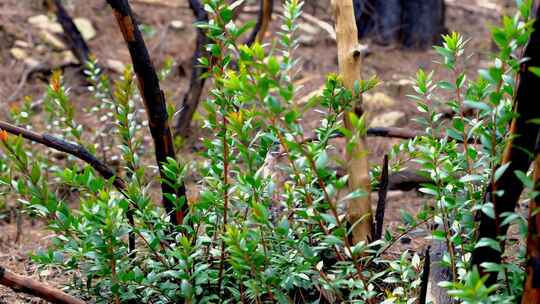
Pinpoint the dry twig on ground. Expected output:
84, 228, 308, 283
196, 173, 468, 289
0, 266, 85, 304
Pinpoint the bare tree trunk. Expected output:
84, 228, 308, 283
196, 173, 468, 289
332, 0, 373, 243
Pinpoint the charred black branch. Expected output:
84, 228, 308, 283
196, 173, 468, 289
419, 246, 431, 304
175, 0, 209, 137
106, 0, 186, 225
374, 155, 389, 240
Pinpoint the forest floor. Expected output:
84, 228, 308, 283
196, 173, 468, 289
0, 0, 516, 302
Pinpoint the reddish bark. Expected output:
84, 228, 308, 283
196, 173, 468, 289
0, 266, 85, 304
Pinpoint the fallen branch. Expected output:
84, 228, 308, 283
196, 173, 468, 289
245, 0, 274, 45
302, 126, 475, 144
367, 127, 424, 140
45, 0, 91, 65
244, 5, 336, 40
0, 266, 85, 304
175, 0, 209, 137
106, 0, 186, 225
388, 170, 431, 191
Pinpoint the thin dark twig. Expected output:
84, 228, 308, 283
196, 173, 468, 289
8, 63, 77, 102
106, 0, 186, 225
301, 127, 474, 145
175, 0, 209, 136
245, 0, 274, 45
374, 154, 389, 241
0, 266, 86, 304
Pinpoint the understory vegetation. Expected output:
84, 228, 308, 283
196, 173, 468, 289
1, 0, 539, 303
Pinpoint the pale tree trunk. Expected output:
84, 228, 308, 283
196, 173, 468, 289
331, 0, 373, 244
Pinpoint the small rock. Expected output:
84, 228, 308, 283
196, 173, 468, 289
14, 40, 31, 48
35, 44, 48, 54
370, 111, 406, 127
299, 34, 316, 46
106, 59, 126, 74
28, 14, 63, 33
170, 20, 185, 30
40, 30, 66, 50
299, 22, 319, 35
60, 50, 78, 64
10, 47, 28, 60
386, 78, 414, 97
74, 18, 96, 40
24, 57, 41, 68
363, 92, 396, 110
400, 237, 412, 244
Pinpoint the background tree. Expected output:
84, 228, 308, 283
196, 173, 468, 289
354, 0, 446, 49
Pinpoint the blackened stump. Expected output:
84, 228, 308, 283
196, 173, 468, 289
355, 0, 445, 49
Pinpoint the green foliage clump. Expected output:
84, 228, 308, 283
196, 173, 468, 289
0, 0, 537, 303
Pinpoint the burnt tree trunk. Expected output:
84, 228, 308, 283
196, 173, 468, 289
354, 0, 446, 49
471, 4, 540, 285
522, 133, 540, 303
175, 0, 209, 137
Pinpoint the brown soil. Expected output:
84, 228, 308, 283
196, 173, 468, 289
0, 0, 516, 302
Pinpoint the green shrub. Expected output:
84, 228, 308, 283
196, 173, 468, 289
0, 0, 536, 303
